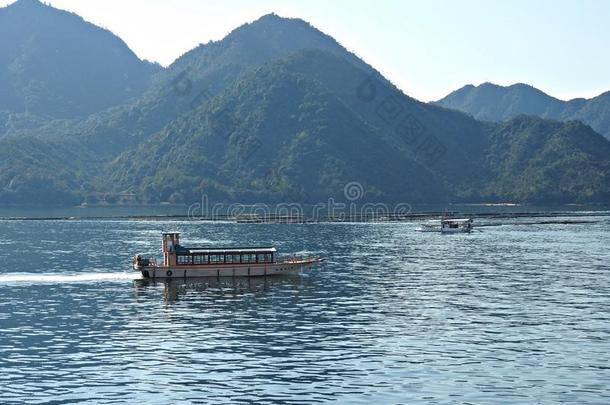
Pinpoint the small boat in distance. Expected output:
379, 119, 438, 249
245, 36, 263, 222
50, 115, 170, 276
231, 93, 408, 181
133, 233, 324, 279
417, 218, 473, 233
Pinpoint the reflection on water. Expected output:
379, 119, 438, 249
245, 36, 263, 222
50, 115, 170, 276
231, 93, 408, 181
0, 217, 609, 403
136, 276, 308, 303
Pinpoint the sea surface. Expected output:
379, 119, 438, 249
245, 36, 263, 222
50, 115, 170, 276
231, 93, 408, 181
1, 214, 609, 404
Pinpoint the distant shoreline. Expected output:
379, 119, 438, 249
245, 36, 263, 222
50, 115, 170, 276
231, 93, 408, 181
1, 210, 609, 223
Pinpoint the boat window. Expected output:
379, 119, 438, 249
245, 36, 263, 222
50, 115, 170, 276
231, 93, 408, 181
194, 255, 203, 265
177, 255, 191, 265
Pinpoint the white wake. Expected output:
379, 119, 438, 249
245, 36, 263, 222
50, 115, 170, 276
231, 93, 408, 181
0, 272, 141, 284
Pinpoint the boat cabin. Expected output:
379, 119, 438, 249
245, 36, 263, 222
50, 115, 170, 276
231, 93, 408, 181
441, 218, 473, 232
162, 233, 276, 266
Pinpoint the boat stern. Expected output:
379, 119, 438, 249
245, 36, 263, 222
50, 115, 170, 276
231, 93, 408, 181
133, 255, 155, 278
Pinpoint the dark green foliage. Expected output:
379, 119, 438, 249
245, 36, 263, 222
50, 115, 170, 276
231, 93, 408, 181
481, 116, 610, 202
0, 136, 94, 205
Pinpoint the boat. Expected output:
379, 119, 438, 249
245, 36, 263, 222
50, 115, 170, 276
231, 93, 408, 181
133, 232, 324, 279
417, 218, 473, 233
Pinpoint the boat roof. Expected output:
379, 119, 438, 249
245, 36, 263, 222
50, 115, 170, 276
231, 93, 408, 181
442, 218, 472, 223
176, 246, 277, 254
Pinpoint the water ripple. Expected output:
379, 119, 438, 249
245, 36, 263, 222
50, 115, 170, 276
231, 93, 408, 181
0, 218, 609, 403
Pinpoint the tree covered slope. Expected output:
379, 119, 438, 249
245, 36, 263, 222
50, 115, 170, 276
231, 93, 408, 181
0, 0, 160, 119
435, 82, 610, 140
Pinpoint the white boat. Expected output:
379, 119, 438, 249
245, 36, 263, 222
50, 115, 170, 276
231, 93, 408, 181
417, 218, 473, 233
133, 233, 324, 279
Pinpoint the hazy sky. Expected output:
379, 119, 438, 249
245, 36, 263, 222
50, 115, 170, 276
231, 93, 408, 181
3, 0, 610, 101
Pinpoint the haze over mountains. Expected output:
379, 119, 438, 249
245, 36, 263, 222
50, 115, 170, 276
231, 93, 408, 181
0, 0, 160, 119
435, 83, 610, 140
1, 0, 609, 206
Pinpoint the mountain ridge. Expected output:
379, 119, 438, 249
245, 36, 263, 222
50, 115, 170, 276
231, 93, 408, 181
104, 49, 610, 205
0, 3, 608, 206
0, 0, 162, 118
435, 82, 610, 140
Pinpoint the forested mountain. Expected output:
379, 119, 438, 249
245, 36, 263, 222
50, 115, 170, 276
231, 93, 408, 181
68, 12, 379, 158
435, 82, 610, 140
482, 117, 610, 202
0, 2, 609, 206
107, 50, 460, 204
106, 50, 610, 204
0, 0, 160, 119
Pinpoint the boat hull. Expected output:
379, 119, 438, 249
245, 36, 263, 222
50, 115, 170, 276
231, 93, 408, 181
417, 227, 471, 233
441, 228, 471, 233
135, 259, 322, 279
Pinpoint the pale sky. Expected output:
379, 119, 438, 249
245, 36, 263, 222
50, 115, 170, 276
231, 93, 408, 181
2, 0, 610, 102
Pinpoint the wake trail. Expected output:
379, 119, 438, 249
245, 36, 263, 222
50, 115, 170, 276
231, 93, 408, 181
0, 272, 141, 284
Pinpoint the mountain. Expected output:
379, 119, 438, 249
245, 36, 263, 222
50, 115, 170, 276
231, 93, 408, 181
435, 82, 610, 140
0, 0, 161, 119
106, 50, 610, 205
59, 13, 381, 158
483, 116, 610, 202
106, 50, 461, 204
0, 136, 93, 205
0, 7, 608, 206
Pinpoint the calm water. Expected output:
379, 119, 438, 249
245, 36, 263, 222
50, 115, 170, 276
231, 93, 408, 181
1, 216, 609, 404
